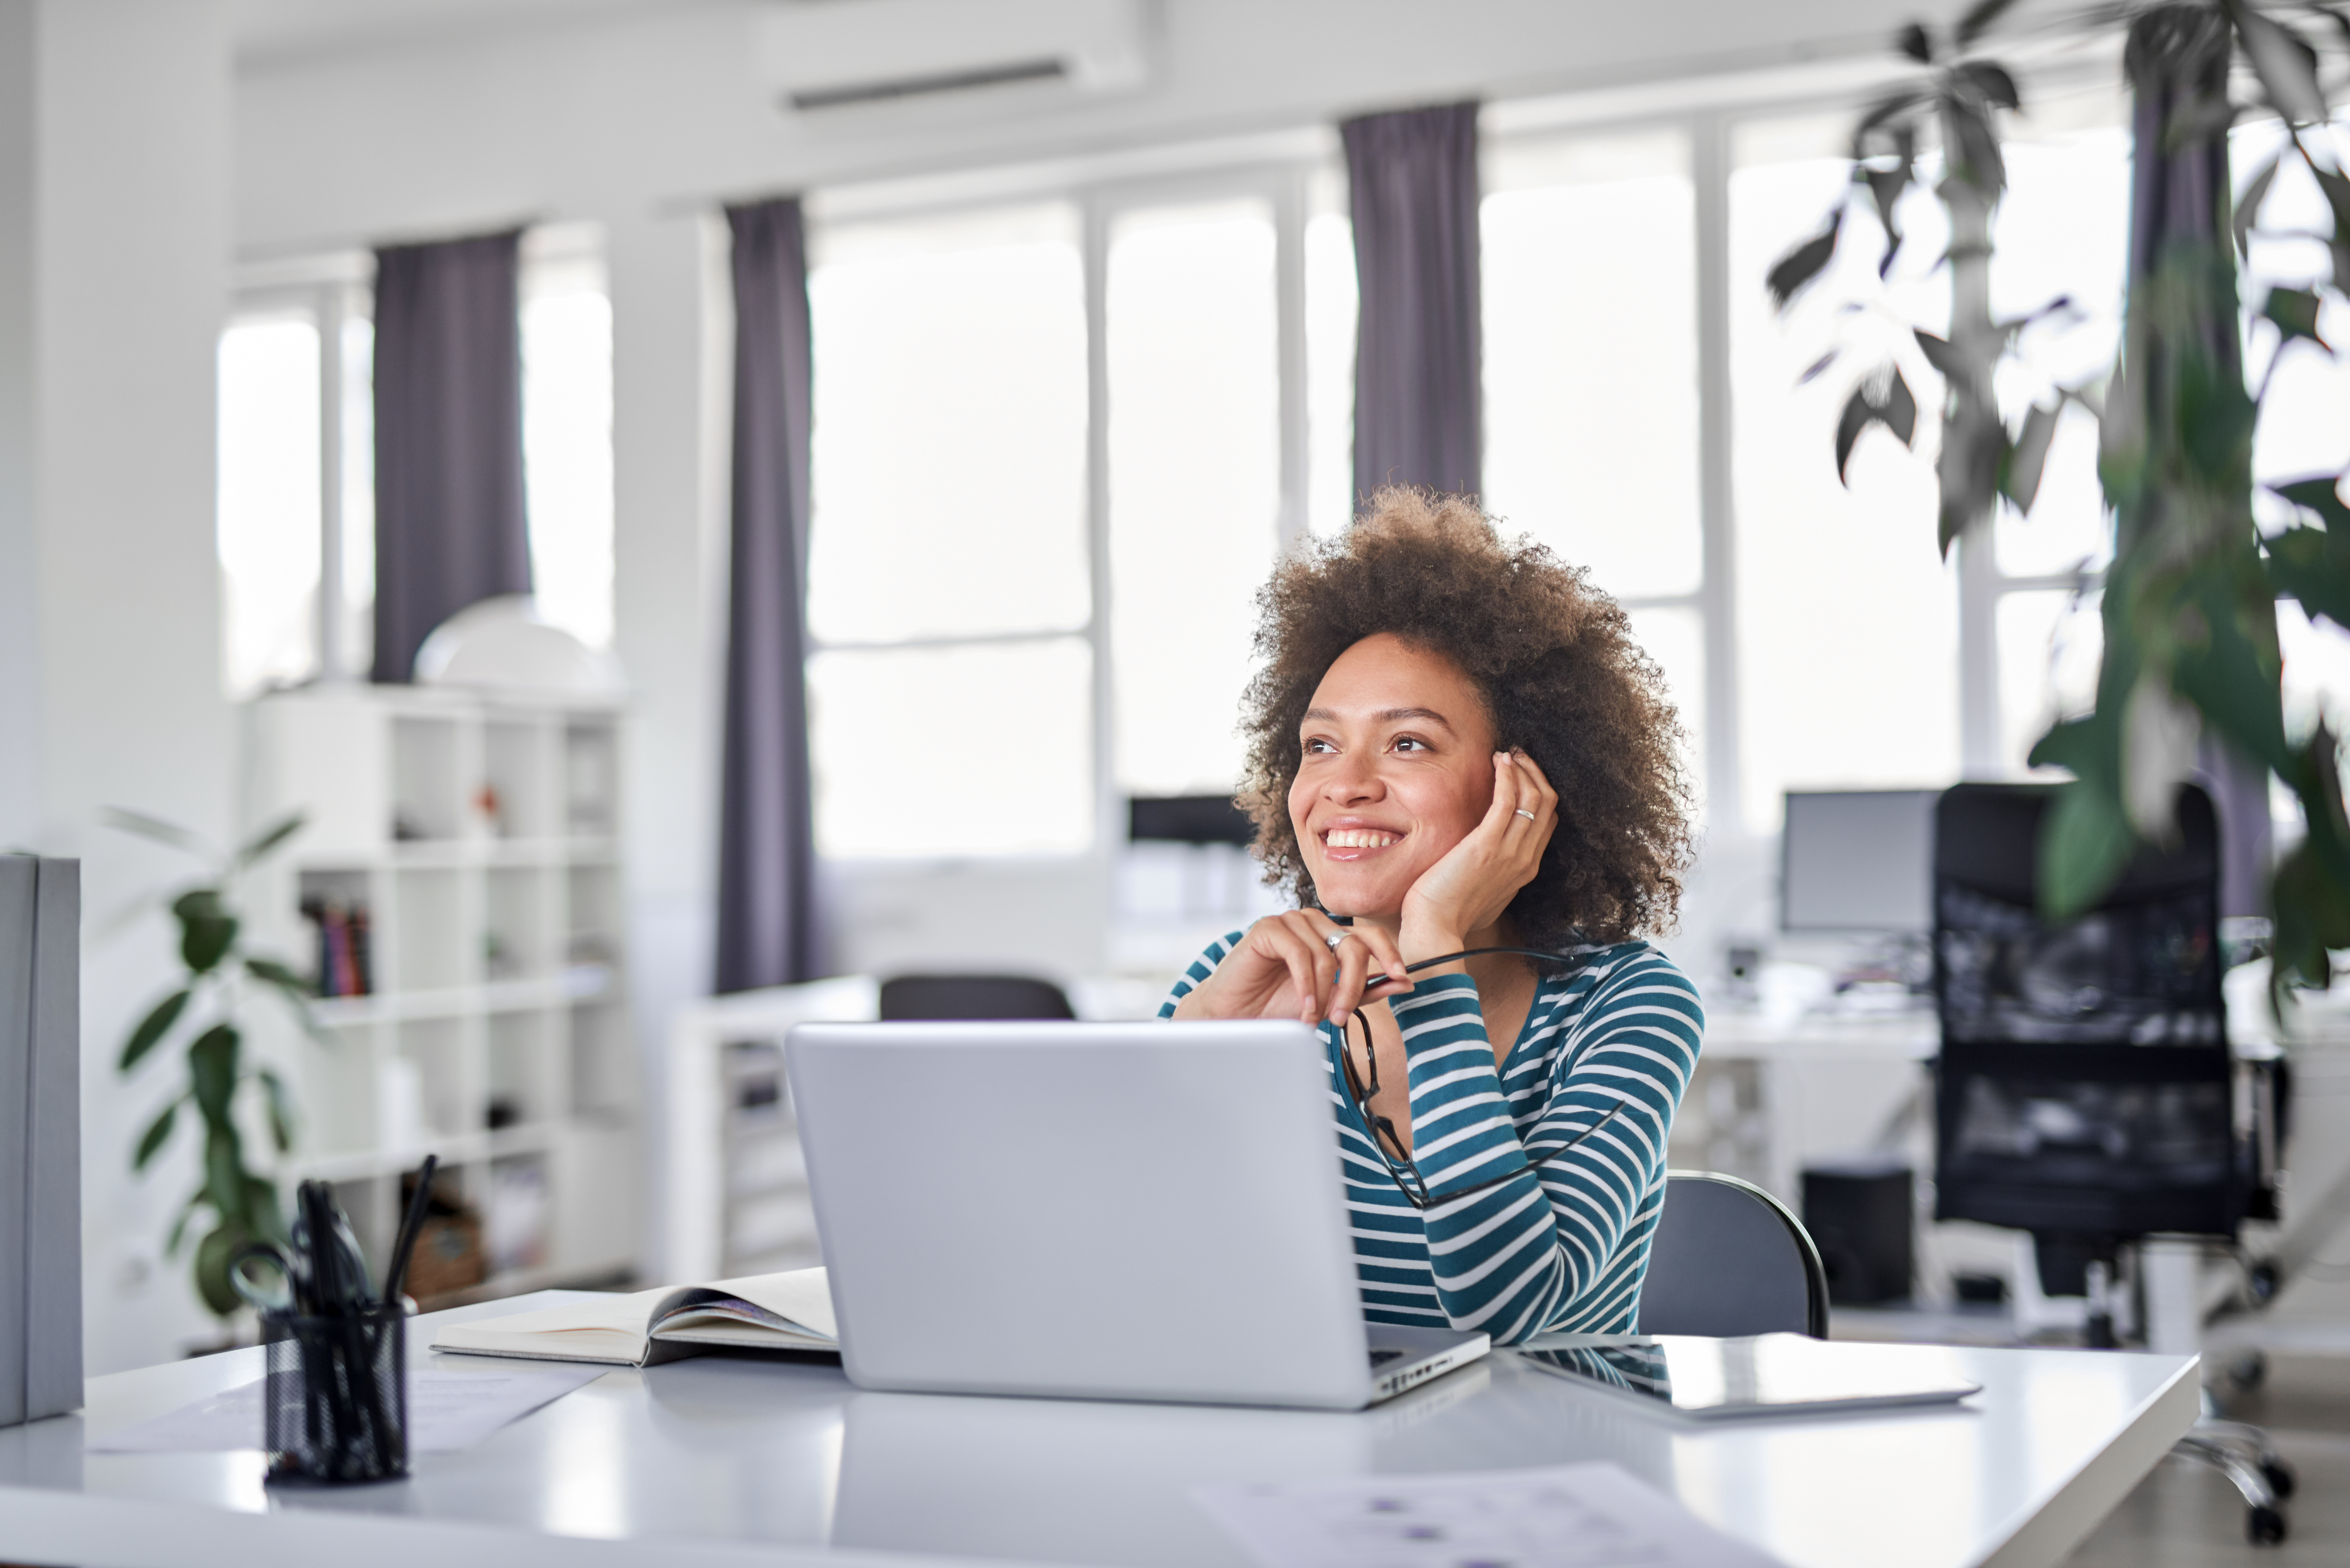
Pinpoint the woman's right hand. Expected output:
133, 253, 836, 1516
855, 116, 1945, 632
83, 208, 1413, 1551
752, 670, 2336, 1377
1169, 910, 1413, 1029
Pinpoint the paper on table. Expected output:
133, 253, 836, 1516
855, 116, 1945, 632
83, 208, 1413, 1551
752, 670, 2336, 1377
1194, 1460, 1786, 1568
88, 1363, 610, 1455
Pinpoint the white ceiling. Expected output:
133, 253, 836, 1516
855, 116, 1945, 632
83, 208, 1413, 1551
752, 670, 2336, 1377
227, 0, 740, 63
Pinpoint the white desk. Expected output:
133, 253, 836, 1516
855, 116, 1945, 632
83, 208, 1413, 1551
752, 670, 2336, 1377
1, 1292, 2196, 1568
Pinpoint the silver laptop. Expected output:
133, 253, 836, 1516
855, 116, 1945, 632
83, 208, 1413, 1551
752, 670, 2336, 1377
787, 1019, 1488, 1410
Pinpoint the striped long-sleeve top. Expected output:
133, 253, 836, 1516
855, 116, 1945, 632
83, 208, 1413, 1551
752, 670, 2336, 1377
1160, 934, 1703, 1345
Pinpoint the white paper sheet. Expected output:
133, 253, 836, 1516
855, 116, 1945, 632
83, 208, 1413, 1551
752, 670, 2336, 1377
88, 1363, 610, 1455
1194, 1460, 1786, 1568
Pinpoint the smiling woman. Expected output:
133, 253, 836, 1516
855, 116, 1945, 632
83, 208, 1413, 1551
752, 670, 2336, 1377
1164, 487, 1703, 1344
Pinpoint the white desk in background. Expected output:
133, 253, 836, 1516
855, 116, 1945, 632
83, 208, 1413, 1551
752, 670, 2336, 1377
2, 1291, 2196, 1568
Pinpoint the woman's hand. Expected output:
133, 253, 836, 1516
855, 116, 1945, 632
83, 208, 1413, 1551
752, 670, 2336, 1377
1399, 749, 1559, 965
1169, 910, 1414, 1030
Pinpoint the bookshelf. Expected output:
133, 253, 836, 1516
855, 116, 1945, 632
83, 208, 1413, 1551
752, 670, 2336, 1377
243, 683, 639, 1304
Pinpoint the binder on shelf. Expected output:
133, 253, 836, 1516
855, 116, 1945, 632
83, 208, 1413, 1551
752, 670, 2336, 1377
1, 856, 82, 1426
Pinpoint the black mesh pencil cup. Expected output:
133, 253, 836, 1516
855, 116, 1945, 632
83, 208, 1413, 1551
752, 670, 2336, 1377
261, 1302, 408, 1483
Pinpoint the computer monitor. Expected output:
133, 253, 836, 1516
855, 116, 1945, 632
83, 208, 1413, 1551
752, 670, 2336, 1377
1781, 789, 1937, 933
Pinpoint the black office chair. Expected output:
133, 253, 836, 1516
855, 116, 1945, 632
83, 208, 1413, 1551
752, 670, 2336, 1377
1932, 781, 2292, 1543
877, 974, 1075, 1022
1637, 1171, 1830, 1338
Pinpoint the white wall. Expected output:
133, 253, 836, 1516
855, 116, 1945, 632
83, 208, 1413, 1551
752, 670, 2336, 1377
0, 0, 236, 1373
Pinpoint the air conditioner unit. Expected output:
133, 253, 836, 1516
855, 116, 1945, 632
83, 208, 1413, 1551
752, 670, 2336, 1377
755, 0, 1150, 112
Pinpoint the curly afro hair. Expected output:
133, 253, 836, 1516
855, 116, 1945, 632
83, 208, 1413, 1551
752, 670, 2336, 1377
1237, 486, 1694, 947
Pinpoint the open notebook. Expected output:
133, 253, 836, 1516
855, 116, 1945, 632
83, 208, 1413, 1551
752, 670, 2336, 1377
432, 1268, 836, 1368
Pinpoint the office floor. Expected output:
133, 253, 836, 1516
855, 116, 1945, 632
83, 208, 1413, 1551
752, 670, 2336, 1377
1836, 1275, 2350, 1564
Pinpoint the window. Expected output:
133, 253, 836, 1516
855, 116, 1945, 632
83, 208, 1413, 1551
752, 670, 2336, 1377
806, 203, 1094, 858
1729, 113, 1961, 835
807, 173, 1346, 862
1107, 198, 1281, 799
217, 241, 613, 698
1481, 126, 1709, 812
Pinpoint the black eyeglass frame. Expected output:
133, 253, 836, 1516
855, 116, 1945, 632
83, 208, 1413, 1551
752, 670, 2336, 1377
1335, 945, 1626, 1211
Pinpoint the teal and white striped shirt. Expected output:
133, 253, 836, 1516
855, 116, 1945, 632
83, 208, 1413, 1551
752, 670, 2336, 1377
1161, 934, 1702, 1345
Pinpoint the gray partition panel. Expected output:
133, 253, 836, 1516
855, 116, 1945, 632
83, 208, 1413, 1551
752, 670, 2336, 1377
0, 856, 34, 1427
27, 859, 79, 1418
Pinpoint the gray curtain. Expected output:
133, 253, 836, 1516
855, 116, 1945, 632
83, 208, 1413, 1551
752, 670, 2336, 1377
370, 230, 531, 682
1341, 101, 1483, 501
716, 198, 821, 993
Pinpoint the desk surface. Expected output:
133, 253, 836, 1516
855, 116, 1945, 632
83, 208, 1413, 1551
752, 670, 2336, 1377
0, 1292, 2196, 1568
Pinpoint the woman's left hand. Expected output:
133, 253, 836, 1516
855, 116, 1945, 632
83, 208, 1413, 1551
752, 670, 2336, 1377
1398, 749, 1558, 965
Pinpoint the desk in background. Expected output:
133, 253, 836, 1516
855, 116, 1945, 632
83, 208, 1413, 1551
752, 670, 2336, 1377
2, 1290, 2196, 1568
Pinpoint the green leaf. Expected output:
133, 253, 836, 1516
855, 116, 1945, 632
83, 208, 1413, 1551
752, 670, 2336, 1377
1913, 328, 1966, 381
102, 807, 209, 857
118, 988, 190, 1071
132, 1099, 180, 1171
2235, 152, 2282, 256
1955, 0, 2019, 45
2267, 525, 2350, 627
232, 811, 305, 870
2001, 401, 2061, 514
164, 1194, 203, 1258
204, 1125, 248, 1235
1836, 386, 1877, 484
1767, 207, 1843, 311
2272, 474, 2350, 531
172, 888, 238, 975
187, 1023, 240, 1120
193, 1223, 246, 1320
248, 954, 337, 1046
2306, 163, 2350, 293
2263, 285, 2329, 352
2229, 0, 2327, 124
243, 1173, 286, 1243
1896, 21, 1933, 63
257, 1068, 295, 1154
1880, 365, 1918, 444
2037, 778, 2139, 923
1955, 61, 2020, 112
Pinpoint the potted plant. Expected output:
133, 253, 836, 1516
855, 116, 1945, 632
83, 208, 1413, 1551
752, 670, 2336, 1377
112, 808, 325, 1319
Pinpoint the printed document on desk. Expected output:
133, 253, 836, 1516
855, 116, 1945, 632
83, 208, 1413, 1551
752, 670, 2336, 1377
1195, 1460, 1785, 1568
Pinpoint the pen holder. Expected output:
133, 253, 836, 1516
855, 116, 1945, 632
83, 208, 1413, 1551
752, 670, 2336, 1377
260, 1303, 408, 1484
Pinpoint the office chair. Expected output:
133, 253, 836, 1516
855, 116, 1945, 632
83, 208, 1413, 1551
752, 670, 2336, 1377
1638, 1171, 1830, 1338
1932, 782, 2293, 1544
877, 974, 1076, 1022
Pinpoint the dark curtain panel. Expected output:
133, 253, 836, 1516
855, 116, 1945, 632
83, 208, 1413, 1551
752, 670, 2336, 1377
370, 230, 530, 682
2123, 11, 2270, 914
1341, 101, 1483, 502
715, 198, 820, 993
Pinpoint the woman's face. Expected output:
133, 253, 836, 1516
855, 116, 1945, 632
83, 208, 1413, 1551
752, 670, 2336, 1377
1287, 633, 1499, 920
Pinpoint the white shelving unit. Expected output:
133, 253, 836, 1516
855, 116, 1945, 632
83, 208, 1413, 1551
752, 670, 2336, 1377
242, 683, 639, 1301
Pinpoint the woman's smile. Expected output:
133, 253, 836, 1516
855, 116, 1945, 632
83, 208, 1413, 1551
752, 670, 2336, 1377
1321, 822, 1406, 855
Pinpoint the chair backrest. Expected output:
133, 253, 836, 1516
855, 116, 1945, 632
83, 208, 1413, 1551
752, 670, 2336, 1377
1931, 782, 2247, 1240
1637, 1171, 1829, 1339
877, 974, 1075, 1022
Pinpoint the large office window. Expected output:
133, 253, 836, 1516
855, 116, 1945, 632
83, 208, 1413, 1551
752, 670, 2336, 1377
1107, 198, 1281, 798
1730, 113, 1961, 835
1482, 126, 1709, 810
217, 239, 613, 699
806, 203, 1094, 858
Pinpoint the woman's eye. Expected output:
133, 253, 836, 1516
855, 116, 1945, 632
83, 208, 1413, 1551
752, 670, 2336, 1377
1303, 737, 1336, 754
1392, 736, 1429, 753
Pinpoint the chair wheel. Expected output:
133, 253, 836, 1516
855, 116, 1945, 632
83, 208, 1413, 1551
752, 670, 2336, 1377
2247, 1504, 2287, 1546
2261, 1458, 2296, 1499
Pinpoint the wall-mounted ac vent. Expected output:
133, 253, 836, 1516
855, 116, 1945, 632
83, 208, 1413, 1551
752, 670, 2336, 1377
756, 0, 1149, 114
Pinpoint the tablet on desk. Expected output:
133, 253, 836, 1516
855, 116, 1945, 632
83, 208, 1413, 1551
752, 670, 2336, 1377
1516, 1332, 1982, 1419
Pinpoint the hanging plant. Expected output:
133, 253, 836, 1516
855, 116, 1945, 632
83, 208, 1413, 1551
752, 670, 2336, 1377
1769, 0, 2350, 990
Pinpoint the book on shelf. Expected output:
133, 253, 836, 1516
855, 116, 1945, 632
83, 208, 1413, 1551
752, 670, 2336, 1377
432, 1268, 835, 1367
299, 897, 372, 999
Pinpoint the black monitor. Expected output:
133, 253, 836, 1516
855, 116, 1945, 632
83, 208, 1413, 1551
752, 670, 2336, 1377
1780, 789, 1938, 933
